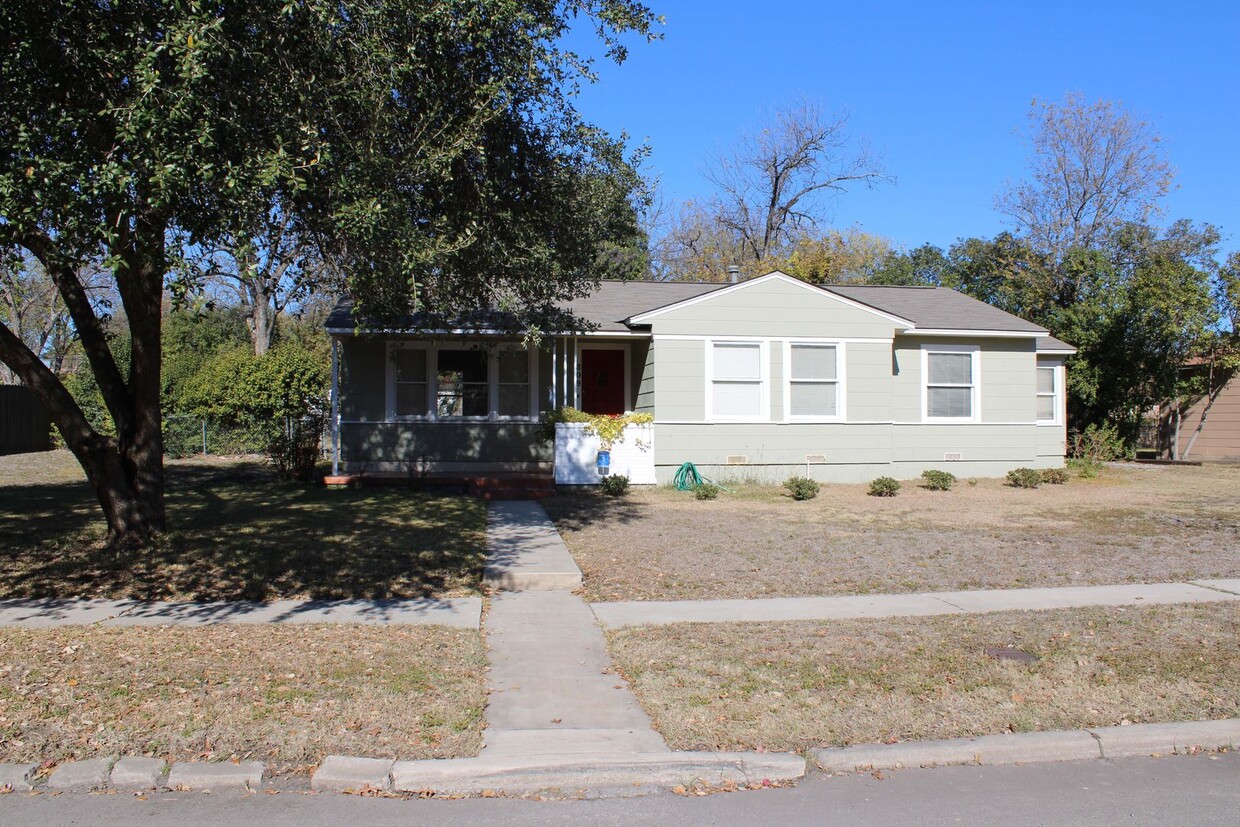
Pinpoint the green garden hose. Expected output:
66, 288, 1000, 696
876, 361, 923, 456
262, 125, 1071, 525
672, 461, 731, 492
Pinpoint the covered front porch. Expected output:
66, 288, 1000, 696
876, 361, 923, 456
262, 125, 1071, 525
325, 331, 649, 490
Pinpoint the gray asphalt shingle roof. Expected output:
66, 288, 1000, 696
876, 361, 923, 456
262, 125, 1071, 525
821, 284, 1047, 333
326, 275, 1073, 348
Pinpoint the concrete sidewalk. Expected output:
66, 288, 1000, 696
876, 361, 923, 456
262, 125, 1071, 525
591, 579, 1240, 628
371, 501, 806, 795
0, 596, 482, 628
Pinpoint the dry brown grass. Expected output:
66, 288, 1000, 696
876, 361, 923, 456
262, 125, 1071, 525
608, 603, 1240, 753
0, 624, 486, 770
545, 464, 1240, 602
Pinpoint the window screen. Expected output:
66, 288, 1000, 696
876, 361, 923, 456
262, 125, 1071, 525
926, 351, 974, 418
497, 350, 531, 418
1036, 366, 1056, 421
789, 344, 838, 417
712, 343, 762, 417
393, 349, 428, 417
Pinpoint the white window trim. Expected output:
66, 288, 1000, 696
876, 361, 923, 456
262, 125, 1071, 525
576, 342, 633, 413
921, 343, 980, 423
385, 340, 538, 423
705, 339, 769, 423
1036, 363, 1064, 426
783, 340, 846, 423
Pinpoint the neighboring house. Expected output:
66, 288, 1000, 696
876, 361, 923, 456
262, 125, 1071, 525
325, 271, 1076, 483
1157, 364, 1240, 461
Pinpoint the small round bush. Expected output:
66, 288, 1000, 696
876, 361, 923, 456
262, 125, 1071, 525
783, 476, 821, 501
1040, 468, 1069, 485
1006, 467, 1042, 489
600, 474, 630, 496
921, 469, 956, 491
694, 482, 720, 500
868, 476, 900, 497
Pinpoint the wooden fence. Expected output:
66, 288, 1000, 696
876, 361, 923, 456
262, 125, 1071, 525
0, 385, 51, 455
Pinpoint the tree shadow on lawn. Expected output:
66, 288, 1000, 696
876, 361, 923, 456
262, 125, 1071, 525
0, 461, 486, 601
541, 489, 647, 534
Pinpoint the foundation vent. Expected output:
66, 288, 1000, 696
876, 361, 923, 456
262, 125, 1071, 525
944, 452, 963, 462
805, 454, 827, 464
726, 455, 749, 465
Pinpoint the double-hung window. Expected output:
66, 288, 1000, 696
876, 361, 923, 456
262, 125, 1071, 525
390, 344, 535, 421
924, 346, 978, 421
709, 342, 764, 420
393, 348, 430, 418
787, 343, 841, 419
1036, 365, 1059, 423
496, 349, 532, 419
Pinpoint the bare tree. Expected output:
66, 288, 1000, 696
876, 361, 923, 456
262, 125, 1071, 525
187, 205, 334, 356
997, 92, 1176, 261
703, 101, 890, 266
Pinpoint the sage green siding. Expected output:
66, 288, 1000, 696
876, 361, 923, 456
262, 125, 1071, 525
339, 336, 386, 421
845, 341, 892, 421
648, 276, 903, 339
629, 338, 650, 413
635, 338, 655, 414
654, 338, 705, 420
340, 421, 550, 473
892, 336, 1037, 423
981, 339, 1037, 421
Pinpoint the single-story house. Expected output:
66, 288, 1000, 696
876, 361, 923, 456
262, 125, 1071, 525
325, 271, 1076, 484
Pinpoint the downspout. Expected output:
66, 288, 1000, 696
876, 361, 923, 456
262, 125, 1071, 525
330, 336, 340, 476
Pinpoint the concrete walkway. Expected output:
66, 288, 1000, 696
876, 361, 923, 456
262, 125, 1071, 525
0, 596, 482, 628
591, 579, 1240, 628
483, 501, 583, 591
386, 501, 804, 794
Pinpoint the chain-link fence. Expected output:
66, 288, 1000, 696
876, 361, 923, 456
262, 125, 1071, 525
163, 414, 329, 462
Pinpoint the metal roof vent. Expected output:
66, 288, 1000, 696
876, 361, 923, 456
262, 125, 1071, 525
727, 264, 741, 284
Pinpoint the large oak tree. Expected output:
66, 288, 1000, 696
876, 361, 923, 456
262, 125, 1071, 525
0, 0, 656, 541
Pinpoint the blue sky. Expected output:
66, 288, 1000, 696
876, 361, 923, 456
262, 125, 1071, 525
569, 1, 1240, 259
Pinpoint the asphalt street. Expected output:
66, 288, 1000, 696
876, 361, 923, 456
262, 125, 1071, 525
4, 752, 1238, 826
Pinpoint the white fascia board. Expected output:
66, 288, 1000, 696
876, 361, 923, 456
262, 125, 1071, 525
1037, 347, 1078, 355
909, 329, 1048, 339
626, 271, 916, 328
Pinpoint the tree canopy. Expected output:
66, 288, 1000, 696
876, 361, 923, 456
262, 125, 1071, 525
0, 0, 659, 540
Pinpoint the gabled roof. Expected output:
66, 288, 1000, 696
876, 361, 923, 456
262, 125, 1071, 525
626, 271, 916, 327
325, 272, 1067, 342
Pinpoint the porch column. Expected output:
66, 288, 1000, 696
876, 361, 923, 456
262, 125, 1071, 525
330, 336, 340, 476
561, 335, 569, 410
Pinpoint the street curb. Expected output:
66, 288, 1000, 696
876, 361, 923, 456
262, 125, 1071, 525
166, 761, 265, 791
47, 756, 115, 791
311, 756, 395, 792
390, 751, 807, 796
1091, 719, 1240, 759
815, 719, 1240, 773
0, 763, 38, 792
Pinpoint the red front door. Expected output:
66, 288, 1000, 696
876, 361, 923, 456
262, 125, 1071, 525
580, 349, 626, 415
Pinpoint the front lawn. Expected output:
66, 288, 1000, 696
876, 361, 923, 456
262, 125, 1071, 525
0, 624, 486, 769
545, 464, 1240, 602
0, 451, 487, 601
608, 603, 1240, 753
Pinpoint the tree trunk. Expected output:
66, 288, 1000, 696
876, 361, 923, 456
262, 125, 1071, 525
3, 219, 166, 542
0, 320, 153, 540
247, 279, 274, 356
